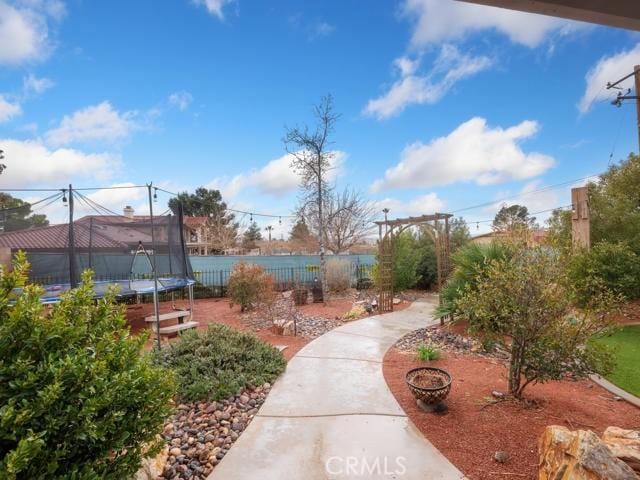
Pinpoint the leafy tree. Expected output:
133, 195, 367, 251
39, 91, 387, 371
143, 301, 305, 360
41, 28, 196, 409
289, 218, 317, 253
0, 193, 49, 232
568, 242, 640, 307
289, 218, 311, 242
0, 254, 175, 479
242, 221, 262, 249
168, 187, 238, 253
392, 231, 421, 291
455, 245, 615, 398
546, 207, 572, 249
285, 94, 339, 303
449, 216, 471, 252
492, 204, 537, 232
589, 153, 640, 252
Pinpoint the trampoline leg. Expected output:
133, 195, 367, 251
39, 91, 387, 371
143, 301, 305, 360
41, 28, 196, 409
189, 284, 194, 322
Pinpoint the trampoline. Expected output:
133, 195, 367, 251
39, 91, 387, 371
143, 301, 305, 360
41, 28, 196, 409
35, 277, 196, 304
0, 185, 195, 349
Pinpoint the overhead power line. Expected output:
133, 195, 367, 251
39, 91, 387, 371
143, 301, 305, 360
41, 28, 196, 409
450, 174, 599, 215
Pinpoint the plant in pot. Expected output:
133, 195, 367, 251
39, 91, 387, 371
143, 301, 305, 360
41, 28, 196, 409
405, 366, 452, 413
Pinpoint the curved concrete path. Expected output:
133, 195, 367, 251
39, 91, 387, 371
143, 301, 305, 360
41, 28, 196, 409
209, 301, 466, 480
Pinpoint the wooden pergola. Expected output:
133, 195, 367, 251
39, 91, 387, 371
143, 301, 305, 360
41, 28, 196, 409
375, 213, 453, 313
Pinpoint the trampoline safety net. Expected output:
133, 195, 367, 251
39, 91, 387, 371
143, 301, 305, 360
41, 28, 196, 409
26, 210, 194, 303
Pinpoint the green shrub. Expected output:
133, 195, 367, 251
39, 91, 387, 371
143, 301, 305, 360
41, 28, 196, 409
0, 253, 175, 479
436, 241, 510, 318
152, 324, 286, 402
227, 262, 274, 312
568, 242, 640, 307
416, 343, 440, 361
455, 245, 615, 398
392, 231, 420, 291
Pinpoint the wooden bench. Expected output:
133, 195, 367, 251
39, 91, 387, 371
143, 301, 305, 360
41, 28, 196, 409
145, 310, 197, 335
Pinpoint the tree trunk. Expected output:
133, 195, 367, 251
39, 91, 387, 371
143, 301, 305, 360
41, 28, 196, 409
318, 174, 328, 305
508, 340, 522, 397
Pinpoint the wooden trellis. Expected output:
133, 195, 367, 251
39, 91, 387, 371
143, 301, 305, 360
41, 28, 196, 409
375, 214, 453, 314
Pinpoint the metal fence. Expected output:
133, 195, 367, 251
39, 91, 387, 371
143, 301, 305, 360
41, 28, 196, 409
29, 263, 376, 304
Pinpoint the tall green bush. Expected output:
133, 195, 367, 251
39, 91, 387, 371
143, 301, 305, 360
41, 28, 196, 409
0, 253, 175, 479
568, 242, 640, 306
436, 241, 509, 317
455, 246, 615, 398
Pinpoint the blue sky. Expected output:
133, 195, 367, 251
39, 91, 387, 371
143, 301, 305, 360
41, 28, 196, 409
1, 0, 639, 235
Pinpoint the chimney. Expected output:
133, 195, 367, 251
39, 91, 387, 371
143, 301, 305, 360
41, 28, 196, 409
123, 205, 134, 220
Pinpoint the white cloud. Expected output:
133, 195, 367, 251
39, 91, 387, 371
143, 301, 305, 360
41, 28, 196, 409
311, 21, 335, 39
371, 117, 554, 191
193, 0, 234, 19
402, 0, 581, 49
578, 43, 640, 114
0, 95, 22, 122
208, 151, 346, 199
45, 101, 138, 146
364, 45, 493, 119
0, 138, 119, 188
168, 90, 193, 111
374, 192, 445, 218
0, 0, 65, 65
23, 73, 54, 95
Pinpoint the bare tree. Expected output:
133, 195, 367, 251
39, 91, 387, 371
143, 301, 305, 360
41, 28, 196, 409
206, 214, 238, 253
299, 188, 376, 254
284, 95, 339, 303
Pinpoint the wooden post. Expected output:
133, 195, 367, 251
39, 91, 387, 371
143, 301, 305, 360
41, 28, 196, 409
571, 187, 590, 250
634, 65, 640, 153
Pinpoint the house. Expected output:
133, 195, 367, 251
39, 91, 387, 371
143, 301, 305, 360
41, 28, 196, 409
0, 206, 190, 278
183, 216, 211, 255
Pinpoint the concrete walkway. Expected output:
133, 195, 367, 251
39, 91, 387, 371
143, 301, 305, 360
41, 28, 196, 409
209, 301, 466, 480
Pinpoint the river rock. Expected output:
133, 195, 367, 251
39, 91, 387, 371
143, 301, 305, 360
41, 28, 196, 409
538, 425, 637, 480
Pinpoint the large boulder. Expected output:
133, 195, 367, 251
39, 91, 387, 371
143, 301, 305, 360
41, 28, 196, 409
538, 426, 638, 479
603, 427, 640, 474
133, 444, 168, 480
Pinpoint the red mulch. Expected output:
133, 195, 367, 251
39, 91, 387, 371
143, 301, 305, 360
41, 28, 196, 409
383, 349, 640, 480
612, 298, 640, 326
127, 294, 395, 360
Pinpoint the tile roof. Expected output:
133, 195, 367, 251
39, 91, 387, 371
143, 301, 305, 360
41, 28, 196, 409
0, 215, 158, 250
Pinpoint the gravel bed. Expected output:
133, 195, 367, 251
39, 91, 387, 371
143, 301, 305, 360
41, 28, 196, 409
394, 325, 509, 359
161, 383, 271, 479
242, 296, 342, 339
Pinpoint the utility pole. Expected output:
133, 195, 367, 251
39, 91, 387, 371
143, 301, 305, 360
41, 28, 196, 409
608, 65, 640, 153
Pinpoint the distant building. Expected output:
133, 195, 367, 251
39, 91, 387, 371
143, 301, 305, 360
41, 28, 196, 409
471, 229, 548, 246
